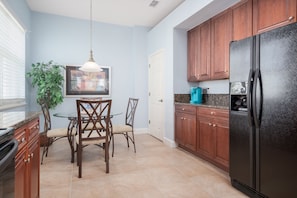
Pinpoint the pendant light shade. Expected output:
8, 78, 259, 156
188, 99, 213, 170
81, 50, 102, 72
80, 0, 102, 72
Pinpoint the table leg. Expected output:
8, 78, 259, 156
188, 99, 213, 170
67, 118, 77, 163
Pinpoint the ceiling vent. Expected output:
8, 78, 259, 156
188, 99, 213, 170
149, 0, 159, 7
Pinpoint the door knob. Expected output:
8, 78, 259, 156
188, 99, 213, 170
158, 99, 163, 102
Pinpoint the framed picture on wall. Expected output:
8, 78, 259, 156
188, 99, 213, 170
64, 65, 111, 97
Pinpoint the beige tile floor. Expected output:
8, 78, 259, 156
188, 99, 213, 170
40, 134, 248, 198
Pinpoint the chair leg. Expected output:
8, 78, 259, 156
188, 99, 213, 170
131, 132, 136, 153
77, 144, 82, 178
41, 145, 47, 164
76, 143, 79, 166
69, 135, 75, 163
41, 137, 50, 164
68, 119, 76, 163
125, 132, 130, 148
105, 141, 109, 173
111, 134, 115, 157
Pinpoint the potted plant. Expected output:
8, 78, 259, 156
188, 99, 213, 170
26, 60, 65, 109
27, 60, 65, 147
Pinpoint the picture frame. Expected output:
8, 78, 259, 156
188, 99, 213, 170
64, 65, 111, 97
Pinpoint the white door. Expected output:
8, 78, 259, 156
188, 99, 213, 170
148, 49, 165, 141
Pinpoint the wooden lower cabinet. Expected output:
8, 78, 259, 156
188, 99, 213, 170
174, 104, 229, 172
197, 107, 229, 171
15, 118, 40, 198
175, 104, 197, 151
15, 148, 26, 198
197, 115, 215, 158
213, 117, 229, 169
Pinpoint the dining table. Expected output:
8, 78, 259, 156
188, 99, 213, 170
53, 111, 122, 163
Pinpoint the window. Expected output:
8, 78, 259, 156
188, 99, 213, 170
0, 2, 25, 110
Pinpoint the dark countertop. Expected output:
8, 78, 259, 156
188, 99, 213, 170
174, 94, 229, 110
0, 111, 41, 129
175, 102, 229, 110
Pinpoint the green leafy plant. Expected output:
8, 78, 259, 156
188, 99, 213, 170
26, 60, 65, 109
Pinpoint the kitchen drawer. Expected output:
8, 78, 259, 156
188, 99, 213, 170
198, 107, 229, 118
175, 104, 196, 114
27, 118, 40, 141
14, 126, 27, 152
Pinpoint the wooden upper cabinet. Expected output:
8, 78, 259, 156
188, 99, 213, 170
253, 0, 297, 34
197, 21, 211, 81
187, 0, 297, 82
232, 0, 253, 41
211, 9, 232, 80
187, 21, 211, 82
187, 27, 199, 81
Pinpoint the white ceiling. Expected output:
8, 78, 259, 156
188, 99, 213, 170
26, 0, 185, 27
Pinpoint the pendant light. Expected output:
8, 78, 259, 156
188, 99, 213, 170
80, 0, 102, 72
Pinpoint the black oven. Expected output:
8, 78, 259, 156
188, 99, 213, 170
0, 128, 18, 198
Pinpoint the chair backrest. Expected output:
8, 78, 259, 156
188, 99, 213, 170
40, 99, 51, 132
76, 99, 112, 142
125, 98, 139, 127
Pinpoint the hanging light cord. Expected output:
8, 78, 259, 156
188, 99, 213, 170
89, 0, 94, 61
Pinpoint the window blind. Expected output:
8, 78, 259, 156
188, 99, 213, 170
0, 2, 25, 110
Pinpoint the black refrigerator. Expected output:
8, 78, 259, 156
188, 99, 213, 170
229, 23, 297, 198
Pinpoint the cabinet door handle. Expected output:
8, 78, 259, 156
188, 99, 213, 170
182, 108, 185, 111
213, 124, 216, 127
208, 123, 212, 126
18, 137, 25, 143
24, 158, 30, 163
288, 16, 294, 21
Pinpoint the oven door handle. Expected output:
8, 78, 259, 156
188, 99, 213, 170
0, 139, 18, 173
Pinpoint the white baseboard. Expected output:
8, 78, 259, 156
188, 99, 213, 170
163, 137, 177, 148
134, 128, 177, 148
134, 128, 148, 134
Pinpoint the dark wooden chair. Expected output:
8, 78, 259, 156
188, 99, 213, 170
111, 98, 139, 157
39, 99, 75, 164
76, 99, 112, 178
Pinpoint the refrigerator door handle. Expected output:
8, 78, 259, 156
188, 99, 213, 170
252, 68, 263, 128
247, 68, 254, 126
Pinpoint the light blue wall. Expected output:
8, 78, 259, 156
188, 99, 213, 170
147, 0, 239, 142
3, 0, 148, 130
3, 0, 240, 139
28, 12, 149, 129
147, 0, 214, 142
131, 27, 149, 128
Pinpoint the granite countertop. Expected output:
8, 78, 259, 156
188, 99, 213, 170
174, 93, 229, 110
0, 111, 41, 129
175, 102, 229, 110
